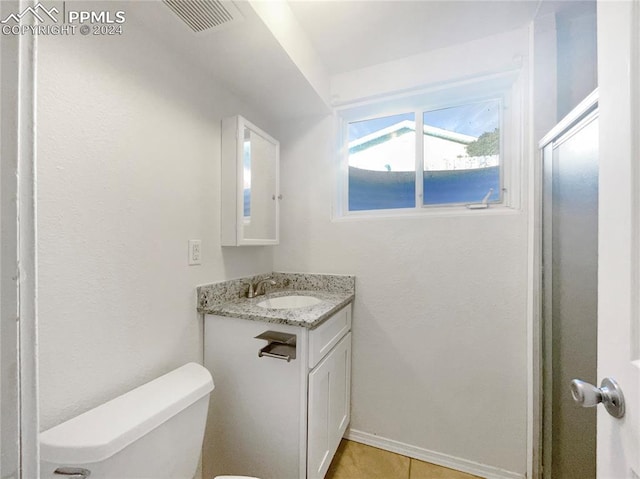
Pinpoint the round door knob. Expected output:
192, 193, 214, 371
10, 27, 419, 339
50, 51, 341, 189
570, 377, 625, 418
570, 379, 601, 406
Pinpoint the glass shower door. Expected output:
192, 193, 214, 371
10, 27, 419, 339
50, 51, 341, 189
542, 106, 599, 479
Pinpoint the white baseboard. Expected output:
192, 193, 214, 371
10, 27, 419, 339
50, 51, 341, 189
344, 429, 525, 479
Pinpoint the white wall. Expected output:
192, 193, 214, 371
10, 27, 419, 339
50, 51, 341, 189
556, 3, 597, 120
37, 2, 275, 432
274, 28, 531, 476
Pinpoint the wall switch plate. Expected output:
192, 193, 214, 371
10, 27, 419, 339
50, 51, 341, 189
188, 240, 202, 265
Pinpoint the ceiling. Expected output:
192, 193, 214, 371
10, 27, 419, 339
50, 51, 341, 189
287, 0, 596, 75
133, 0, 594, 120
287, 0, 543, 75
127, 1, 331, 120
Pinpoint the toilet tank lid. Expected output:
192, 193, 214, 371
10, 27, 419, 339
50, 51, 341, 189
40, 362, 214, 465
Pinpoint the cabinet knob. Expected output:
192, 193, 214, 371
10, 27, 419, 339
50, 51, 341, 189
272, 194, 283, 200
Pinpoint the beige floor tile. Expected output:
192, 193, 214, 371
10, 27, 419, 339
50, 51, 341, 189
409, 459, 481, 479
326, 440, 411, 479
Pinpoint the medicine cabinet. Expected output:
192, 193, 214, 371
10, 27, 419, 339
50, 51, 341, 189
221, 115, 280, 246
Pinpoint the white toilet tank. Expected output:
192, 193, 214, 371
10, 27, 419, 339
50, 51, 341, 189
40, 362, 214, 479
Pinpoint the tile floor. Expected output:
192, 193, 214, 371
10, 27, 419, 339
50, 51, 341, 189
325, 440, 481, 479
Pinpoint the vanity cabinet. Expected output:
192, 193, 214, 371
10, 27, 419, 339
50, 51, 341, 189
308, 333, 351, 479
204, 306, 352, 479
221, 115, 280, 246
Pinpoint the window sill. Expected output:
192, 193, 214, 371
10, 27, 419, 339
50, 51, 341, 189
331, 204, 523, 222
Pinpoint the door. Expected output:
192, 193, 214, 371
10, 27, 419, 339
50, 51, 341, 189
597, 1, 640, 476
541, 100, 599, 479
307, 333, 351, 479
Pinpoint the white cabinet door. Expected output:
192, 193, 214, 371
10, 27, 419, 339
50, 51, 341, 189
596, 2, 640, 476
307, 333, 351, 479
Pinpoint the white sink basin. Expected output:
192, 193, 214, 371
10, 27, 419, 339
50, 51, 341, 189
257, 295, 322, 309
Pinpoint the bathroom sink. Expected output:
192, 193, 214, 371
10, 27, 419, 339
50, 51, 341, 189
257, 295, 322, 309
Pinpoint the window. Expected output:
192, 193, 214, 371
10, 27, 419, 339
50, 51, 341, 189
335, 73, 524, 218
344, 99, 502, 213
348, 112, 416, 211
422, 101, 501, 206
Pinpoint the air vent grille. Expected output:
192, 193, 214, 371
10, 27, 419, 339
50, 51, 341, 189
163, 0, 243, 33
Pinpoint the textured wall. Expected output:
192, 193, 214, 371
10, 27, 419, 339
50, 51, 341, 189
37, 3, 274, 433
556, 3, 597, 120
274, 29, 531, 476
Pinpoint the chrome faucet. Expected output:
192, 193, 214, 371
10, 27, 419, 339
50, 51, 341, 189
246, 278, 277, 298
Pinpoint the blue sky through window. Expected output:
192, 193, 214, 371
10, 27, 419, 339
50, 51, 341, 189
348, 112, 414, 142
348, 100, 500, 141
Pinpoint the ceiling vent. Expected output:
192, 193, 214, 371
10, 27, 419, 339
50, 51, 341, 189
163, 0, 243, 33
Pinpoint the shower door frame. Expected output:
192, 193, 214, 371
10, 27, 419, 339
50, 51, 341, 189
532, 89, 600, 479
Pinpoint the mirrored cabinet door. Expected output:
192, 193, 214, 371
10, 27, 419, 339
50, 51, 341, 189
221, 115, 280, 246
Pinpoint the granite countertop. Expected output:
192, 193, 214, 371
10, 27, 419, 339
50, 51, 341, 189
197, 272, 355, 329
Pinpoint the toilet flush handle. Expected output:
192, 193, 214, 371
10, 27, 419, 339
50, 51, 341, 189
54, 467, 91, 479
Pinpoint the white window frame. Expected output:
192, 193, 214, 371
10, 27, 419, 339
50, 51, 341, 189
333, 70, 525, 219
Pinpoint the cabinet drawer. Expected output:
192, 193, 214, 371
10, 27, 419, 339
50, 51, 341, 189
309, 306, 351, 368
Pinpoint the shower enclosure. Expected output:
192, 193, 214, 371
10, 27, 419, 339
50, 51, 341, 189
540, 91, 599, 479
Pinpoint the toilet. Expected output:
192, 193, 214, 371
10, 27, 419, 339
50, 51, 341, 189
40, 363, 259, 479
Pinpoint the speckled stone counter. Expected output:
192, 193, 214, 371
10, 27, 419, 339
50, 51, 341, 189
197, 272, 355, 329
